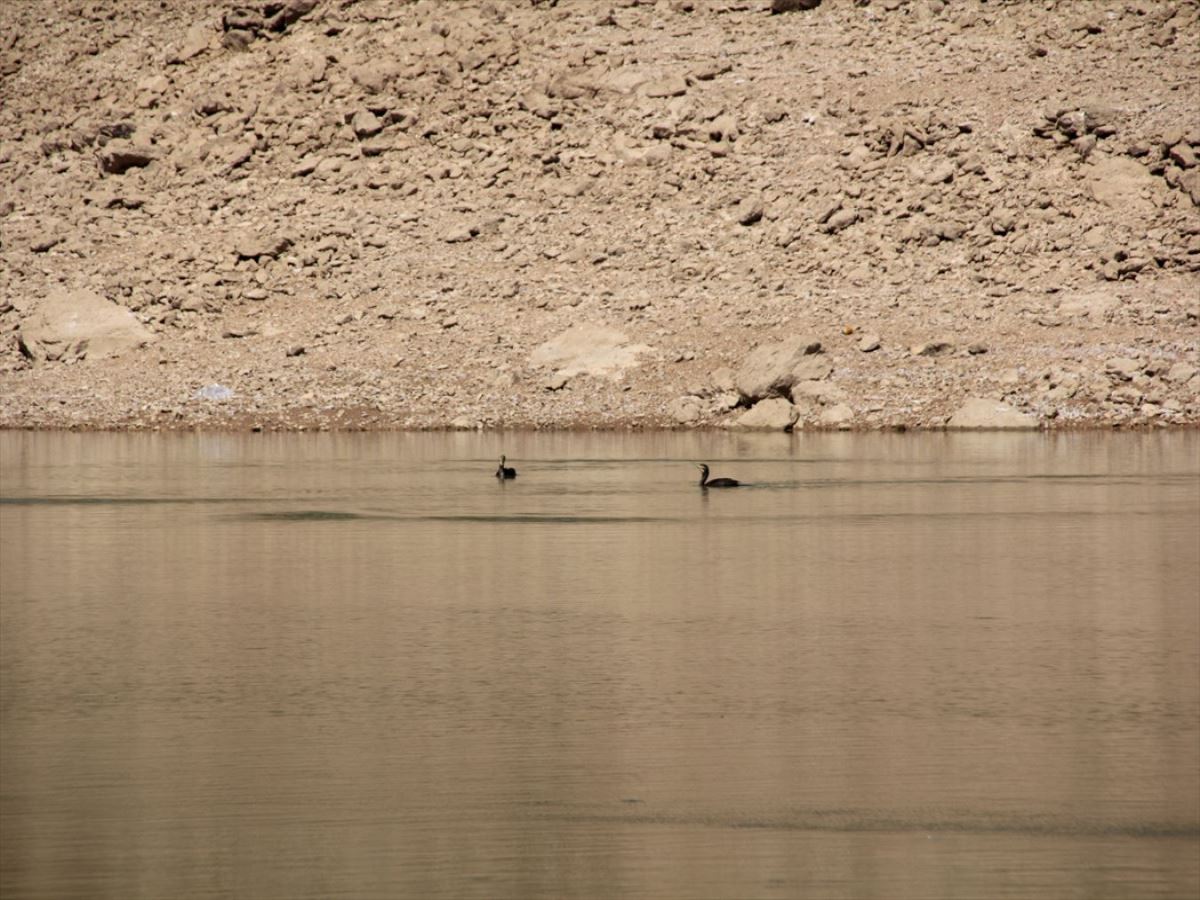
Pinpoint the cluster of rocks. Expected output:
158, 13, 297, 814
0, 0, 1196, 432
220, 0, 318, 51
1033, 101, 1120, 160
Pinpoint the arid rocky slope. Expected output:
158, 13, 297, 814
1, 0, 1197, 431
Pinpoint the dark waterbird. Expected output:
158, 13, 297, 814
697, 463, 739, 488
496, 455, 517, 479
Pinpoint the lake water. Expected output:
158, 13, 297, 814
1, 430, 1197, 900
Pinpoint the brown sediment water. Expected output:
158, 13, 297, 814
1, 431, 1197, 899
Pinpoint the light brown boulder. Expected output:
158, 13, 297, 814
728, 397, 799, 431
913, 340, 955, 357
1087, 157, 1161, 215
947, 398, 1038, 429
667, 396, 702, 423
819, 403, 854, 427
18, 289, 154, 362
734, 335, 822, 401
529, 324, 650, 378
792, 356, 833, 382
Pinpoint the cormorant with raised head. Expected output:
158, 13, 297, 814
697, 463, 739, 488
496, 455, 517, 479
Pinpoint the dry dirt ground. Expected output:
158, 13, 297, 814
1, 0, 1197, 431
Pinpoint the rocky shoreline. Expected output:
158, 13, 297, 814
1, 0, 1197, 433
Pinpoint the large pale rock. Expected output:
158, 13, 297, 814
667, 396, 702, 423
1087, 157, 1162, 215
793, 380, 847, 404
792, 356, 833, 382
18, 289, 154, 362
727, 397, 798, 431
819, 403, 854, 427
947, 398, 1038, 429
734, 335, 822, 401
529, 324, 650, 378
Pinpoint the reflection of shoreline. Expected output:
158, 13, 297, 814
541, 809, 1200, 840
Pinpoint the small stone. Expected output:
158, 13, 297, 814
937, 221, 967, 242
925, 160, 956, 184
1169, 143, 1198, 170
286, 345, 305, 357
858, 334, 881, 352
236, 232, 293, 260
97, 141, 160, 175
30, 232, 64, 253
442, 226, 476, 243
913, 340, 954, 357
643, 75, 688, 98
967, 343, 988, 355
822, 208, 859, 233
1074, 134, 1097, 160
221, 321, 259, 338
771, 0, 822, 11
735, 195, 765, 226
990, 211, 1017, 235
543, 372, 570, 391
814, 199, 842, 225
352, 109, 383, 139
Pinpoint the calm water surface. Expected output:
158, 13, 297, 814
1, 431, 1197, 899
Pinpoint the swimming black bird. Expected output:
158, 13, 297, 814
697, 463, 739, 488
496, 455, 517, 479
